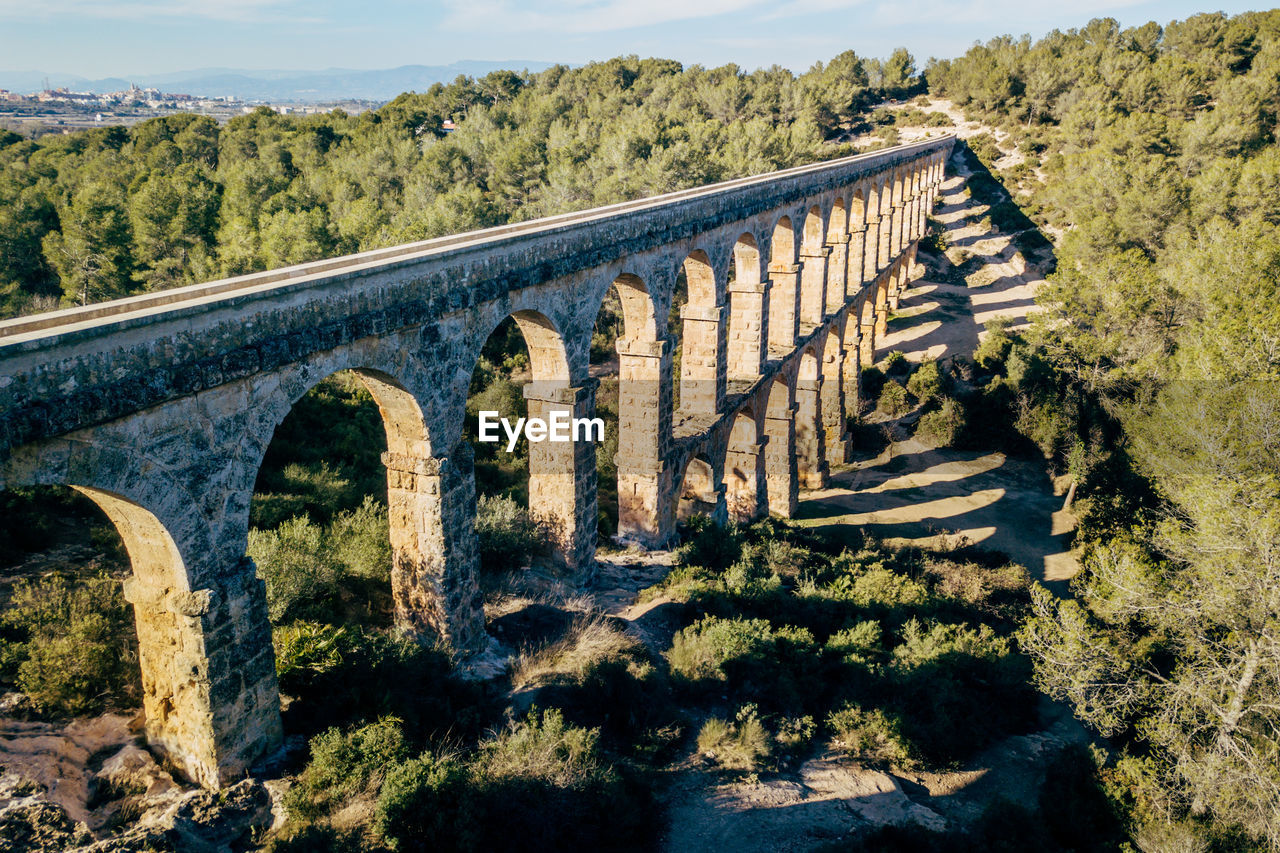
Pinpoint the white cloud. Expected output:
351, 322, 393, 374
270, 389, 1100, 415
0, 0, 311, 23
441, 0, 770, 34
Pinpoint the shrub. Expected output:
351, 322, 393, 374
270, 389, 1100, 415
1, 573, 139, 716
273, 621, 349, 682
883, 350, 908, 374
375, 752, 474, 852
825, 621, 884, 665
475, 494, 541, 573
858, 365, 886, 402
285, 717, 410, 820
974, 316, 1013, 373
916, 398, 967, 447
906, 359, 944, 402
676, 515, 744, 572
249, 496, 391, 625
666, 616, 821, 712
476, 708, 603, 787
877, 379, 911, 416
827, 703, 914, 767
697, 705, 772, 771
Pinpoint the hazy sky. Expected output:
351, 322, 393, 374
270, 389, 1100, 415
0, 0, 1270, 77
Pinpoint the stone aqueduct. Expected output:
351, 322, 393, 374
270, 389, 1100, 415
0, 135, 953, 787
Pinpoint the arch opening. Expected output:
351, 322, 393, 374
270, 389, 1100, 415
669, 249, 724, 418
677, 455, 719, 522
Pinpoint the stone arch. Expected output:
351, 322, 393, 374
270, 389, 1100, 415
611, 272, 658, 343
825, 198, 850, 315
677, 454, 721, 522
762, 373, 797, 517
254, 364, 483, 652
723, 409, 763, 523
767, 215, 801, 350
674, 248, 725, 416
727, 233, 767, 381
859, 291, 877, 366
819, 324, 849, 466
799, 205, 828, 326
0, 439, 283, 788
847, 186, 869, 295
471, 307, 595, 579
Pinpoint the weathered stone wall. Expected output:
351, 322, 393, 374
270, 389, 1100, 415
0, 136, 953, 789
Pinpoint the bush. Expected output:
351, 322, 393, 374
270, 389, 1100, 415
676, 515, 744, 572
285, 717, 410, 820
666, 615, 821, 712
273, 621, 349, 682
883, 350, 908, 374
475, 494, 542, 573
375, 752, 474, 852
974, 317, 1013, 373
1, 573, 139, 716
827, 703, 914, 767
877, 379, 912, 416
697, 705, 772, 771
916, 398, 967, 447
906, 359, 944, 402
249, 496, 391, 625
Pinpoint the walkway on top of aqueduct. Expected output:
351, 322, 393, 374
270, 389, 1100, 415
0, 134, 954, 789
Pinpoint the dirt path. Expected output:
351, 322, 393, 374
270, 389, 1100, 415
796, 152, 1079, 588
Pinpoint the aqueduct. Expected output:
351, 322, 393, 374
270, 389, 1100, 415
0, 135, 952, 787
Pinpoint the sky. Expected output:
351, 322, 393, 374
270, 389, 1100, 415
0, 0, 1272, 78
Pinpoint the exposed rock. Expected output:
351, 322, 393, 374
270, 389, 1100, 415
73, 779, 273, 853
0, 798, 92, 852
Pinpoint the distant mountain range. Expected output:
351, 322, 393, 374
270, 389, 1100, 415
0, 61, 556, 103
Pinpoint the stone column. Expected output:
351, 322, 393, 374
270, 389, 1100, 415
799, 246, 830, 327
860, 311, 877, 366
821, 342, 850, 466
888, 261, 906, 312
120, 557, 282, 789
724, 439, 767, 523
874, 273, 890, 339
877, 207, 893, 271
679, 304, 726, 415
825, 234, 850, 315
766, 262, 802, 351
384, 447, 486, 654
727, 281, 769, 380
848, 225, 868, 295
763, 410, 798, 518
615, 338, 672, 547
524, 382, 598, 581
795, 376, 828, 489
864, 215, 881, 283
843, 325, 863, 419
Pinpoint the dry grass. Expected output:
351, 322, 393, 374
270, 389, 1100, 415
509, 612, 642, 689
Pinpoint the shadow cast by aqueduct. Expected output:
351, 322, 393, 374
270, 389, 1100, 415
0, 136, 952, 787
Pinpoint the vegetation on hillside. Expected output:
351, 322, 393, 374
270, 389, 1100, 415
929, 10, 1280, 849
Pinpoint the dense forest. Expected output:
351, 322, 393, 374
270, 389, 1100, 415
0, 50, 920, 318
4, 7, 1280, 852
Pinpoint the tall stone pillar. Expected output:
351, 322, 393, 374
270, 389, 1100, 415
821, 342, 850, 466
842, 326, 863, 419
874, 273, 890, 339
384, 447, 486, 654
679, 304, 726, 415
764, 410, 798, 517
767, 262, 802, 351
795, 376, 828, 489
860, 312, 877, 366
889, 200, 904, 259
615, 338, 672, 547
724, 439, 767, 523
825, 234, 850, 315
119, 552, 283, 789
727, 281, 769, 380
888, 262, 906, 312
799, 247, 830, 327
524, 382, 598, 581
864, 215, 881, 283
848, 225, 868, 295
877, 208, 893, 271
